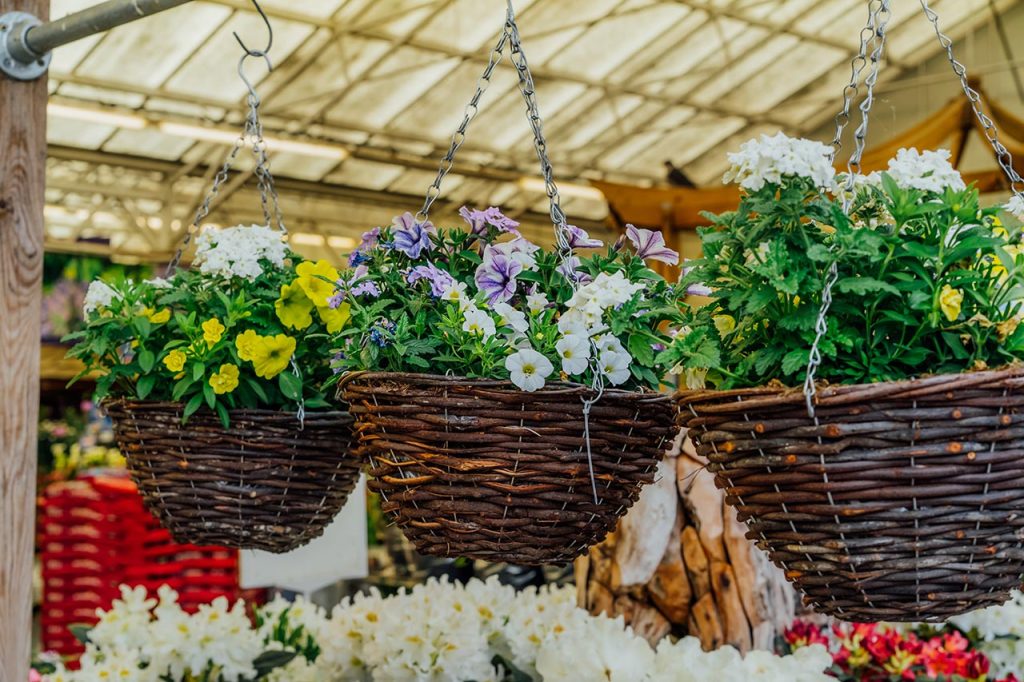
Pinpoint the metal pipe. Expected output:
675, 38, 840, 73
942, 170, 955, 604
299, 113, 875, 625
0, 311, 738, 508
8, 0, 193, 62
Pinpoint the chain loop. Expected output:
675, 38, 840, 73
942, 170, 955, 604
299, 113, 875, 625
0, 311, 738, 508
804, 0, 891, 417
919, 0, 1024, 197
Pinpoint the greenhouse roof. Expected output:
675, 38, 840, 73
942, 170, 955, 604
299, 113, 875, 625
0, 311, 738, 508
42, 0, 1018, 260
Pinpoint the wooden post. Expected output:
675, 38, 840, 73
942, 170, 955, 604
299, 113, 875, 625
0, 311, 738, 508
0, 0, 46, 678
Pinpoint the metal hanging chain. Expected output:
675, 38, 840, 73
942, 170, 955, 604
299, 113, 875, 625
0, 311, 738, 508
920, 0, 1024, 197
165, 0, 284, 274
803, 0, 891, 417
416, 30, 509, 222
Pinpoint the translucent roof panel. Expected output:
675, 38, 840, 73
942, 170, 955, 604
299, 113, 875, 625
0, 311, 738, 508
41, 0, 1024, 255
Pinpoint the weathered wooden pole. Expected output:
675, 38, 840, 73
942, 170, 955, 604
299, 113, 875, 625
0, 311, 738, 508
0, 0, 46, 677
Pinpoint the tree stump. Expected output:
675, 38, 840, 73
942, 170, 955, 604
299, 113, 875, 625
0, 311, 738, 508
577, 431, 795, 651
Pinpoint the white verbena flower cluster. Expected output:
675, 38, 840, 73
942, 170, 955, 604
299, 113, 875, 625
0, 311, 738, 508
947, 589, 1024, 678
193, 224, 288, 281
49, 578, 833, 682
723, 132, 835, 191
1005, 194, 1024, 222
82, 280, 122, 316
869, 147, 966, 193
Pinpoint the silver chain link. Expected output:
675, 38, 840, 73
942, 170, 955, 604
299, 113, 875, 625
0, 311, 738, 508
166, 53, 286, 274
804, 0, 891, 417
919, 0, 1024, 197
416, 30, 508, 222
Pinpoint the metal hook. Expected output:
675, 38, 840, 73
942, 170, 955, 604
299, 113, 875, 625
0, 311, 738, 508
233, 0, 273, 58
233, 0, 274, 102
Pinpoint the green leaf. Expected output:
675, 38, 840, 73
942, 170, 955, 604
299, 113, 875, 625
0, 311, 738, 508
247, 377, 269, 403
252, 650, 298, 678
627, 333, 656, 366
941, 332, 971, 360
781, 348, 809, 376
172, 376, 195, 401
68, 623, 92, 646
137, 374, 157, 400
215, 401, 231, 430
183, 392, 204, 421
138, 349, 156, 373
203, 380, 216, 410
278, 372, 303, 401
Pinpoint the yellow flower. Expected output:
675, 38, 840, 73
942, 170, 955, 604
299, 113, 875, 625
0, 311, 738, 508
202, 318, 226, 347
993, 216, 1009, 238
163, 349, 187, 373
250, 334, 296, 379
317, 302, 351, 334
939, 284, 963, 322
235, 329, 262, 362
295, 260, 340, 307
209, 363, 240, 395
713, 314, 736, 336
275, 281, 314, 330
143, 307, 171, 324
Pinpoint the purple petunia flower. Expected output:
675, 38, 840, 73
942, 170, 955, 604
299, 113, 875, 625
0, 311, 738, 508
565, 224, 603, 249
348, 250, 370, 267
348, 227, 381, 266
459, 206, 521, 237
556, 255, 593, 285
626, 224, 679, 265
475, 249, 523, 305
406, 263, 455, 298
389, 212, 436, 259
369, 319, 397, 347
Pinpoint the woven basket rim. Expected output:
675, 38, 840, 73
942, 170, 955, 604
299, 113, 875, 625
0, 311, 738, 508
104, 398, 351, 420
676, 363, 1024, 412
338, 370, 671, 402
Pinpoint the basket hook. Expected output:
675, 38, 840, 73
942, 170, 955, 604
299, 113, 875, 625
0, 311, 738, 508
233, 0, 274, 103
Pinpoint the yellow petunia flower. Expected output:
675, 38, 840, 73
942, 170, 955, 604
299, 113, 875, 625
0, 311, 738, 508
235, 329, 262, 362
202, 318, 226, 347
295, 260, 340, 307
939, 284, 963, 322
275, 281, 314, 330
163, 349, 187, 373
143, 307, 171, 324
713, 314, 736, 336
993, 216, 1008, 238
250, 334, 296, 379
317, 302, 351, 334
209, 363, 240, 395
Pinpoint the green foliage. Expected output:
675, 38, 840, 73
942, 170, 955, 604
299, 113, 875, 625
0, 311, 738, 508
664, 175, 1024, 388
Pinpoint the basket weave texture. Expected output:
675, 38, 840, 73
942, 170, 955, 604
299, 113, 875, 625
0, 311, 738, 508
677, 366, 1024, 622
341, 372, 676, 565
106, 400, 359, 553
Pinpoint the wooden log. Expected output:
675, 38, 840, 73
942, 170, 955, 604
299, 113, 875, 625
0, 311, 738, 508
613, 593, 672, 643
688, 593, 725, 651
615, 457, 679, 586
710, 560, 753, 652
678, 452, 727, 563
681, 525, 711, 599
0, 1, 47, 678
646, 505, 691, 625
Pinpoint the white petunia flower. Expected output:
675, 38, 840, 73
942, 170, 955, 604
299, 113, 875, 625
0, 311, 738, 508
556, 334, 591, 375
462, 306, 496, 339
83, 280, 121, 316
492, 301, 529, 333
526, 291, 549, 314
599, 349, 632, 385
440, 281, 472, 311
594, 333, 626, 356
505, 348, 554, 391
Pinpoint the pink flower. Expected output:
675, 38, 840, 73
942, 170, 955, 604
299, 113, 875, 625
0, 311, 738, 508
626, 224, 679, 265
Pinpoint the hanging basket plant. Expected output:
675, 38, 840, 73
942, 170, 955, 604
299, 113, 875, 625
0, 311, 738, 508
331, 4, 682, 565
669, 126, 1024, 617
65, 25, 360, 553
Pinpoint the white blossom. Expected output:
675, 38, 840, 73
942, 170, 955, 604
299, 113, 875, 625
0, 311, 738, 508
463, 305, 497, 339
1005, 194, 1024, 222
83, 280, 121, 316
505, 348, 554, 391
723, 132, 835, 191
440, 280, 472, 311
192, 224, 287, 281
526, 292, 549, 314
599, 349, 632, 385
557, 333, 591, 375
872, 147, 966, 193
493, 301, 529, 333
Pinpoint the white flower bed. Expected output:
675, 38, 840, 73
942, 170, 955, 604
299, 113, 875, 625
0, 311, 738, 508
45, 578, 832, 682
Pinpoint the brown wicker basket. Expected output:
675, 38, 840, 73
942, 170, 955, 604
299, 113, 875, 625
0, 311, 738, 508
105, 400, 360, 553
677, 365, 1024, 621
340, 372, 676, 565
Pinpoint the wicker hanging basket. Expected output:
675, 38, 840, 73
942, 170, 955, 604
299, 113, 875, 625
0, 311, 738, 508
341, 373, 675, 565
677, 366, 1024, 621
106, 400, 360, 553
